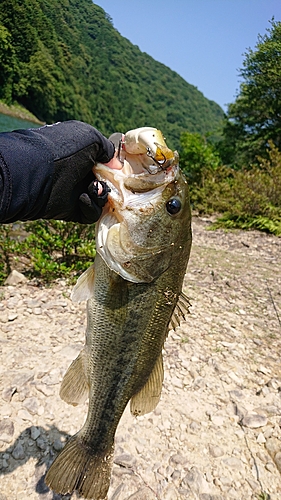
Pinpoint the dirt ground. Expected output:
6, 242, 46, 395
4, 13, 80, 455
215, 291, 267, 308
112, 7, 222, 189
0, 216, 281, 499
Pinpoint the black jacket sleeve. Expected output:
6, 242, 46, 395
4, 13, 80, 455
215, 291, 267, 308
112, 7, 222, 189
0, 120, 115, 224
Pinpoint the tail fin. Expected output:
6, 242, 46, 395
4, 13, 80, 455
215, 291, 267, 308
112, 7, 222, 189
45, 436, 114, 500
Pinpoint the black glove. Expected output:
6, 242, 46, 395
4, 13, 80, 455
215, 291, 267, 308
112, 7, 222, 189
42, 121, 115, 223
79, 180, 111, 223
0, 121, 114, 224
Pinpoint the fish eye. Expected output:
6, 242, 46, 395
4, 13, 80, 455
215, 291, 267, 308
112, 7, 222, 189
166, 198, 182, 215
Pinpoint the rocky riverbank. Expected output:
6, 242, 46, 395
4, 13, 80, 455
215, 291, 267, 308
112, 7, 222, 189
0, 216, 281, 499
0, 102, 43, 125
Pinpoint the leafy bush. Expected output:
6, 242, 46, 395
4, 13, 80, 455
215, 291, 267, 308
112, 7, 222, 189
0, 224, 21, 283
179, 132, 221, 186
188, 141, 281, 236
210, 214, 281, 236
0, 220, 96, 284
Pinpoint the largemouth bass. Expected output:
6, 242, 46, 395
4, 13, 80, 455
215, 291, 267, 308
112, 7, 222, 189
45, 129, 192, 499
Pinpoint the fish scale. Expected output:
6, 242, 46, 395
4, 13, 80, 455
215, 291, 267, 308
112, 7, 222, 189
82, 254, 179, 450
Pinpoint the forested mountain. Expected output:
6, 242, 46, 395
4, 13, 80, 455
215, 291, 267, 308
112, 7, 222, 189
0, 0, 223, 147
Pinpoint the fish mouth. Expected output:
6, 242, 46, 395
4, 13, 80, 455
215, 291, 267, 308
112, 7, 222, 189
94, 152, 178, 209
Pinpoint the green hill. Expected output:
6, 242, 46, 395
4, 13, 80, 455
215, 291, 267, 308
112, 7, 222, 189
0, 0, 224, 147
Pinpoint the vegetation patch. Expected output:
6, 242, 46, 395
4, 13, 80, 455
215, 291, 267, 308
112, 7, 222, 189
0, 0, 223, 148
182, 140, 281, 236
0, 220, 96, 284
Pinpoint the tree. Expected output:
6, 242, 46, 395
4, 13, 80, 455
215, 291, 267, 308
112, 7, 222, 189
179, 132, 221, 186
220, 20, 281, 167
0, 24, 15, 101
0, 0, 223, 147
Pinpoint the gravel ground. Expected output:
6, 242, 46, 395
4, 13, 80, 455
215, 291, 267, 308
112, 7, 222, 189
0, 216, 281, 500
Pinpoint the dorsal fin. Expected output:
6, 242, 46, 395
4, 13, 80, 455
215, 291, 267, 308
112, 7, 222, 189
169, 291, 191, 331
71, 264, 95, 302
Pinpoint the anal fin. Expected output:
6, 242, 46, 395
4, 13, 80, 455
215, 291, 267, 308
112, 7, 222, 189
130, 353, 164, 416
59, 349, 89, 406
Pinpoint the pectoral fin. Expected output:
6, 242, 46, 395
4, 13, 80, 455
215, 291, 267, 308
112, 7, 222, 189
59, 349, 89, 406
169, 291, 191, 331
71, 264, 95, 302
130, 353, 164, 416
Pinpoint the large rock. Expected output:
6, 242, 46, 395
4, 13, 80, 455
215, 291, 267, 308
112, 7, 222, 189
4, 270, 27, 285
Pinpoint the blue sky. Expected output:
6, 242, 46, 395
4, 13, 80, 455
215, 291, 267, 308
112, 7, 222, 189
94, 1, 280, 111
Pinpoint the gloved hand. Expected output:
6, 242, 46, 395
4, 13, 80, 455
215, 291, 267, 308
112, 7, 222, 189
79, 180, 111, 223
40, 121, 119, 223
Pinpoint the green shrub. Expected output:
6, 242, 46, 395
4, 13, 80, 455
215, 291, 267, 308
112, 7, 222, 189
188, 164, 235, 214
179, 131, 221, 186
0, 224, 22, 283
0, 220, 96, 284
189, 141, 281, 235
211, 214, 281, 236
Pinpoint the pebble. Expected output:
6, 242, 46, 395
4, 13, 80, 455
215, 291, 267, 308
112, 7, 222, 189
209, 445, 224, 458
11, 442, 25, 460
265, 437, 281, 458
0, 418, 14, 439
264, 427, 274, 439
114, 453, 137, 468
17, 409, 33, 421
1, 386, 17, 403
246, 478, 260, 492
220, 476, 232, 486
170, 376, 183, 389
53, 438, 64, 451
8, 313, 18, 321
36, 437, 48, 451
265, 462, 276, 473
35, 384, 54, 397
257, 432, 266, 444
30, 426, 41, 440
242, 413, 268, 428
23, 397, 39, 415
211, 415, 225, 426
170, 452, 188, 465
182, 467, 203, 491
223, 457, 243, 470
